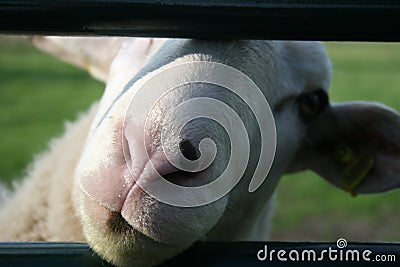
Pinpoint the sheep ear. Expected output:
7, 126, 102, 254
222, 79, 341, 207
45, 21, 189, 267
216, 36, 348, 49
30, 36, 124, 81
288, 101, 400, 195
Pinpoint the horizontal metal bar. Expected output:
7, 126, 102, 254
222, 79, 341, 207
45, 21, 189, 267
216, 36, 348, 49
0, 1, 400, 41
0, 242, 399, 266
0, 242, 107, 267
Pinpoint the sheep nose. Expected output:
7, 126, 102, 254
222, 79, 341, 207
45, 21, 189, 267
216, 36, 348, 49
179, 139, 200, 161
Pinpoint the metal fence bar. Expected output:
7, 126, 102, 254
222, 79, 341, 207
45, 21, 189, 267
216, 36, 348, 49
1, 242, 399, 266
0, 0, 400, 41
0, 242, 108, 267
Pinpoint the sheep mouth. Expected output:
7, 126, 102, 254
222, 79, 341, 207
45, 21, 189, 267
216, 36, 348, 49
162, 169, 210, 187
121, 156, 210, 204
79, 119, 212, 231
79, 132, 218, 246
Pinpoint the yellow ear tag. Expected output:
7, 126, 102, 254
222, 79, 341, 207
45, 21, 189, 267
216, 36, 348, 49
84, 62, 91, 72
334, 144, 374, 196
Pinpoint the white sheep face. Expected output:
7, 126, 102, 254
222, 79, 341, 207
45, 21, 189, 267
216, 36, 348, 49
10, 37, 400, 267
74, 39, 332, 266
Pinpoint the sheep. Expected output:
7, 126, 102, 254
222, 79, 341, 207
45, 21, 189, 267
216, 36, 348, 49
1, 37, 400, 267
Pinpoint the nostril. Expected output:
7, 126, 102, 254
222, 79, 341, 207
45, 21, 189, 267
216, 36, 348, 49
179, 139, 199, 161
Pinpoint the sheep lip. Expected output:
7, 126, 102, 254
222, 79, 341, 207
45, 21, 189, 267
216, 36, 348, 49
78, 162, 135, 213
120, 154, 180, 205
116, 138, 180, 212
79, 152, 180, 215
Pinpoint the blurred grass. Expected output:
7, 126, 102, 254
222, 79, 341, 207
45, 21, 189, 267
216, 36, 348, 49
0, 38, 399, 241
0, 37, 103, 184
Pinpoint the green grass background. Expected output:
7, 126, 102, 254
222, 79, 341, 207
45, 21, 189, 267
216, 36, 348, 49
0, 37, 399, 241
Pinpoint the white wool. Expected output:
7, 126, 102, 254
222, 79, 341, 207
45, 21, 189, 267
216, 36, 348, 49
0, 104, 98, 241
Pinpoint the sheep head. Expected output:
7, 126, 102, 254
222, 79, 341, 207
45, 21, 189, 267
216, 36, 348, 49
32, 37, 400, 267
71, 39, 333, 266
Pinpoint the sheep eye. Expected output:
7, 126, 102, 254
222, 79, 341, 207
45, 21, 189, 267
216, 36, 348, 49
298, 89, 329, 119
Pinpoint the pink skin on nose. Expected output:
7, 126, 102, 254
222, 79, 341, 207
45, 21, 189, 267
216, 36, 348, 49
79, 121, 178, 213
